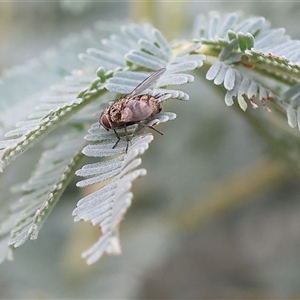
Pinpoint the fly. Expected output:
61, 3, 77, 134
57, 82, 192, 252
99, 68, 166, 152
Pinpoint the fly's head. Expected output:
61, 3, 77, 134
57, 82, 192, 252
99, 107, 112, 131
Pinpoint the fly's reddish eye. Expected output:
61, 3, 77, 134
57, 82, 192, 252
100, 114, 111, 130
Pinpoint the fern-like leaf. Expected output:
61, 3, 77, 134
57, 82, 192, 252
0, 24, 120, 172
73, 112, 176, 265
0, 70, 107, 172
73, 24, 204, 263
195, 11, 300, 131
73, 134, 151, 264
6, 130, 86, 249
206, 61, 274, 111
0, 19, 204, 265
0, 24, 125, 262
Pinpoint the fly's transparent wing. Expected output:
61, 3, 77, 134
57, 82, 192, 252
128, 68, 166, 96
120, 100, 153, 122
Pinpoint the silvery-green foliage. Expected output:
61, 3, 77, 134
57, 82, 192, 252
0, 20, 204, 264
195, 11, 300, 128
1, 11, 300, 265
72, 25, 204, 263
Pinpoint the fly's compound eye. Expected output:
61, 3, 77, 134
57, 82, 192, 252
99, 113, 111, 130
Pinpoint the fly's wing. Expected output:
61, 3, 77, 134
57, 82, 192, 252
128, 68, 166, 97
120, 100, 153, 122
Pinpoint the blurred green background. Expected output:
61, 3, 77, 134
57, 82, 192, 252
1, 1, 300, 299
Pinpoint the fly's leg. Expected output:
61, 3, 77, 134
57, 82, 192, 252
112, 127, 131, 153
146, 125, 163, 135
112, 129, 121, 149
124, 126, 130, 153
137, 122, 164, 136
112, 124, 159, 153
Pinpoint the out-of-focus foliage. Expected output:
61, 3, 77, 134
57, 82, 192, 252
1, 2, 300, 299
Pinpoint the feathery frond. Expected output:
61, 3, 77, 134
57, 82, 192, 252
206, 61, 274, 111
3, 10, 300, 267
0, 71, 106, 172
194, 11, 300, 130
72, 24, 204, 263
8, 130, 86, 249
0, 19, 204, 265
0, 25, 118, 261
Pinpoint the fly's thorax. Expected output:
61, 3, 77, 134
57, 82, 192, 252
109, 99, 124, 123
146, 95, 162, 116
